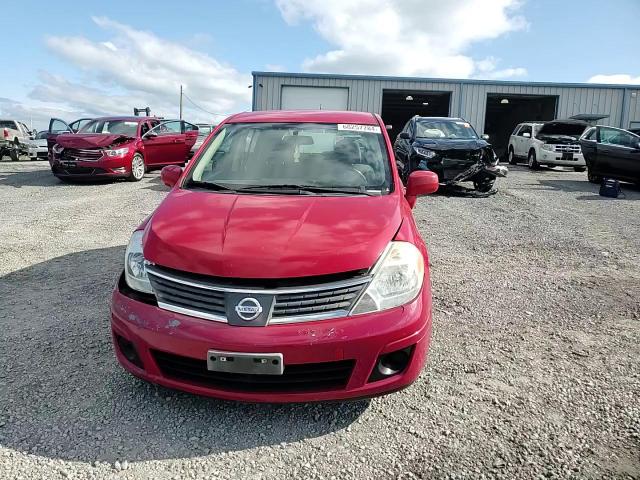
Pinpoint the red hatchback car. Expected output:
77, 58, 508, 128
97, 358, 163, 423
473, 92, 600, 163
111, 110, 439, 402
49, 117, 198, 181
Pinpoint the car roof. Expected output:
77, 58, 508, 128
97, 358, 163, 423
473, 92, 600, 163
413, 116, 464, 121
90, 116, 156, 122
226, 110, 379, 125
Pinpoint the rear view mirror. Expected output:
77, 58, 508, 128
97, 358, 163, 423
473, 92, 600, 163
399, 132, 411, 140
405, 170, 439, 208
161, 165, 183, 187
522, 132, 531, 138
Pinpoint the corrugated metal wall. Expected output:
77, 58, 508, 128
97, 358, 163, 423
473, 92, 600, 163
254, 73, 640, 133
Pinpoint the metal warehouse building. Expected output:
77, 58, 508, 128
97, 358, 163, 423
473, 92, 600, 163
251, 71, 640, 156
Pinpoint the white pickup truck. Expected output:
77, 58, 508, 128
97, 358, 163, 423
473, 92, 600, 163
0, 119, 35, 161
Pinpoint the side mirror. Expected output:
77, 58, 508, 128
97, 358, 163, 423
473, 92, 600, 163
522, 132, 531, 138
399, 132, 411, 140
405, 170, 439, 208
160, 165, 183, 187
481, 134, 490, 140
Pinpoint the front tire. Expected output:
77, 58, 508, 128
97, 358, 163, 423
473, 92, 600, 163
128, 153, 145, 182
573, 166, 586, 172
587, 168, 601, 184
473, 178, 496, 193
9, 139, 20, 161
527, 150, 540, 170
508, 147, 517, 165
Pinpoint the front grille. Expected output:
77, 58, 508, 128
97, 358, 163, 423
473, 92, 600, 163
146, 264, 369, 324
553, 144, 581, 153
61, 148, 104, 162
152, 350, 355, 392
52, 165, 108, 175
273, 284, 364, 318
149, 272, 227, 319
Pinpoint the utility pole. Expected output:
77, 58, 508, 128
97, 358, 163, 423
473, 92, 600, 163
179, 85, 183, 120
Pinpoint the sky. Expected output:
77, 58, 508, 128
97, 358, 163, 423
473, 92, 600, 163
1, 0, 639, 130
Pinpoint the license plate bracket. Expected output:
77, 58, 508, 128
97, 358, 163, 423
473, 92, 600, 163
206, 350, 284, 375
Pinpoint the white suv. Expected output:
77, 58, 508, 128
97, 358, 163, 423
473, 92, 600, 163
507, 120, 587, 171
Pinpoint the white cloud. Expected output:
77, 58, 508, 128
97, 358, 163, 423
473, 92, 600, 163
12, 17, 252, 126
276, 0, 527, 79
587, 74, 640, 85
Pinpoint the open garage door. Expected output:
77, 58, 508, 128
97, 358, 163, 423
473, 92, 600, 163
484, 94, 557, 158
381, 90, 451, 141
281, 86, 349, 110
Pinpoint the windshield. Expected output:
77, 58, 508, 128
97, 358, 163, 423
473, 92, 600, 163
186, 122, 391, 194
415, 119, 478, 139
79, 119, 139, 137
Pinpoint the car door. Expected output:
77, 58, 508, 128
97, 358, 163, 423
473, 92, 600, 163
182, 121, 199, 159
142, 120, 185, 166
509, 125, 521, 156
598, 127, 640, 181
393, 120, 413, 175
47, 118, 74, 151
68, 118, 93, 133
516, 124, 532, 157
580, 127, 598, 170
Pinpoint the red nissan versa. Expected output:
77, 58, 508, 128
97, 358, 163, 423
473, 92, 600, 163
49, 117, 198, 182
110, 110, 439, 402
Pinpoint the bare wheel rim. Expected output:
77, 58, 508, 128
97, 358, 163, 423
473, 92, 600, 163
132, 156, 144, 179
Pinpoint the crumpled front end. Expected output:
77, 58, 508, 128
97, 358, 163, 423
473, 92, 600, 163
50, 135, 136, 179
443, 146, 508, 186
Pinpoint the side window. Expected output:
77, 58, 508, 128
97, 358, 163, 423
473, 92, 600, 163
599, 127, 635, 147
582, 127, 596, 140
183, 121, 198, 132
49, 119, 72, 134
518, 125, 532, 137
148, 120, 182, 137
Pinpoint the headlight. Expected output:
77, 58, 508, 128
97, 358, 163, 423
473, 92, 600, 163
414, 147, 437, 158
351, 242, 424, 315
105, 147, 129, 157
52, 144, 64, 155
541, 144, 555, 152
124, 230, 153, 294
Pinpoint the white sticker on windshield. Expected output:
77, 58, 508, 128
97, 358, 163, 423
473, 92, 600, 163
338, 124, 382, 134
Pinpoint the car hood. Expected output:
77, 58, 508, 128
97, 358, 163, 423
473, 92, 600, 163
143, 190, 402, 279
55, 133, 133, 149
413, 138, 489, 151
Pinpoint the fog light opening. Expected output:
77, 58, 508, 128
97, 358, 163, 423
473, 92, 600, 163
369, 346, 414, 382
116, 334, 144, 369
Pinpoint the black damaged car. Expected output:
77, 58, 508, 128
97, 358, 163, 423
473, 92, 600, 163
393, 116, 507, 192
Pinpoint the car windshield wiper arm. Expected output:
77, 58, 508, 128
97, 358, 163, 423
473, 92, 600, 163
184, 179, 237, 191
236, 184, 376, 195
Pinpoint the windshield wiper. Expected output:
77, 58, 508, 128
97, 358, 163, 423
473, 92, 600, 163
235, 184, 377, 196
184, 179, 237, 191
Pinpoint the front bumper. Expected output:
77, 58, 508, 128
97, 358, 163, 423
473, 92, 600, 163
110, 277, 432, 403
538, 150, 586, 166
49, 154, 133, 178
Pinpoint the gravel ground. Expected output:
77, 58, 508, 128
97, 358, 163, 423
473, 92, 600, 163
1, 160, 638, 480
